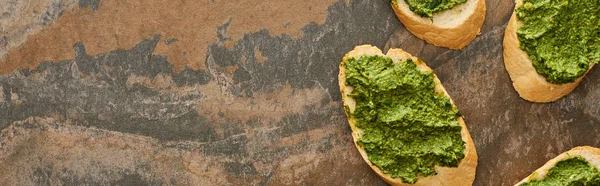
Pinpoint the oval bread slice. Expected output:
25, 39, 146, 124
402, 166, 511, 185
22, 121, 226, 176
338, 45, 478, 185
391, 0, 486, 49
503, 0, 594, 103
515, 146, 600, 185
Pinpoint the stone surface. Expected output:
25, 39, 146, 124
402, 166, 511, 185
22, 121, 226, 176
0, 0, 599, 185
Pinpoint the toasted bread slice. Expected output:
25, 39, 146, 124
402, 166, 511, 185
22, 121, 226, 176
515, 146, 600, 185
503, 0, 594, 103
338, 45, 478, 185
390, 0, 486, 49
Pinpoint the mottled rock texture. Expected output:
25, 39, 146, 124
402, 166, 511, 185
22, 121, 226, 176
0, 0, 599, 185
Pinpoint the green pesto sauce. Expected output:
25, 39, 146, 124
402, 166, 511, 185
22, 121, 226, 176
394, 0, 467, 18
344, 55, 465, 184
516, 0, 600, 84
520, 157, 600, 186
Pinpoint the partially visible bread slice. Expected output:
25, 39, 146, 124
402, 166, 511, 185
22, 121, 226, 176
338, 45, 478, 185
515, 146, 600, 185
503, 0, 594, 103
391, 0, 486, 49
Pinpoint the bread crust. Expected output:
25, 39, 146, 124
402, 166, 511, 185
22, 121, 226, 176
338, 45, 478, 186
503, 0, 594, 103
391, 0, 486, 50
515, 146, 600, 185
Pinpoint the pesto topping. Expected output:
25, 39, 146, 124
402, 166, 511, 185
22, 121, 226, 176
396, 0, 467, 18
344, 55, 465, 184
516, 0, 600, 84
520, 157, 600, 186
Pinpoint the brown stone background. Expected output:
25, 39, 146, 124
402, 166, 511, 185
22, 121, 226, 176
0, 0, 599, 185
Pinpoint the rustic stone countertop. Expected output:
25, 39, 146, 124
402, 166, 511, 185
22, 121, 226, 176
1, 0, 599, 185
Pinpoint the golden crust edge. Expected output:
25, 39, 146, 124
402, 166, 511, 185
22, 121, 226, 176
502, 0, 593, 103
514, 146, 600, 186
338, 45, 478, 186
391, 0, 486, 50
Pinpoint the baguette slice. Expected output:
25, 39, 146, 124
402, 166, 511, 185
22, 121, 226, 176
515, 146, 600, 185
338, 45, 478, 185
391, 0, 486, 49
503, 0, 594, 103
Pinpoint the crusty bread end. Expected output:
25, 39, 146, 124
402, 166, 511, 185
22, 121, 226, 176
515, 146, 600, 186
391, 0, 486, 49
339, 45, 478, 186
503, 0, 594, 103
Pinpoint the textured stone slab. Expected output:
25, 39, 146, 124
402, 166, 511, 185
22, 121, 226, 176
0, 0, 599, 185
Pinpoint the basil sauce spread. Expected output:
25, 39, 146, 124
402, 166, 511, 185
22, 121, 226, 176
520, 157, 600, 186
344, 55, 465, 184
516, 0, 600, 84
395, 0, 467, 18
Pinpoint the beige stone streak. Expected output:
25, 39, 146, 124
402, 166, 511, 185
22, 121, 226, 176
124, 72, 326, 123
0, 0, 338, 75
196, 82, 325, 123
0, 86, 3, 103
254, 47, 266, 64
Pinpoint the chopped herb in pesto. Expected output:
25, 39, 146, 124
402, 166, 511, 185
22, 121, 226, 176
516, 0, 600, 84
344, 55, 465, 184
520, 157, 600, 186
395, 0, 467, 18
